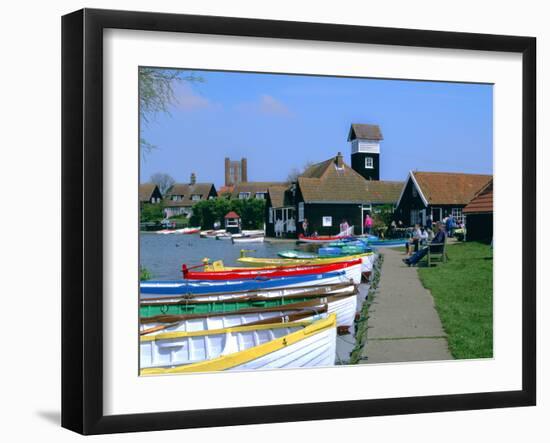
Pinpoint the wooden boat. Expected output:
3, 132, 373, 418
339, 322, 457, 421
182, 259, 362, 284
200, 229, 226, 238
231, 234, 265, 244
241, 229, 265, 236
277, 250, 319, 259
140, 271, 353, 299
140, 314, 337, 374
140, 303, 330, 335
297, 233, 354, 244
235, 252, 375, 273
140, 286, 356, 319
174, 227, 201, 234
366, 238, 408, 247
215, 232, 232, 240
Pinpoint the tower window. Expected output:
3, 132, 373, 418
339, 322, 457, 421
365, 157, 374, 169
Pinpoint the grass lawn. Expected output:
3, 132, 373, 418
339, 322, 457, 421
417, 241, 493, 359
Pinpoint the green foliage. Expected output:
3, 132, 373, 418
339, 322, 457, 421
140, 266, 152, 281
418, 242, 493, 359
189, 198, 266, 230
140, 203, 164, 223
372, 204, 394, 229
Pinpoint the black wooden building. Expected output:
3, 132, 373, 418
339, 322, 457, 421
463, 179, 493, 243
394, 171, 492, 227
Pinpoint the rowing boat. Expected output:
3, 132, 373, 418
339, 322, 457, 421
235, 252, 375, 273
231, 234, 265, 244
140, 270, 353, 299
366, 238, 408, 247
140, 303, 330, 335
141, 292, 356, 330
140, 314, 337, 374
297, 234, 353, 244
277, 250, 319, 259
182, 259, 362, 284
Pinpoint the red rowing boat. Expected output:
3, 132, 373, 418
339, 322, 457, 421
182, 259, 363, 284
297, 234, 353, 244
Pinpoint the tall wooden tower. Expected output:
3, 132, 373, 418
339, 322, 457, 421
348, 123, 383, 181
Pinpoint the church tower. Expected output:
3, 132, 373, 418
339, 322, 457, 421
348, 123, 383, 181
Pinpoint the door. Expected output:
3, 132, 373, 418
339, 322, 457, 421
432, 207, 442, 222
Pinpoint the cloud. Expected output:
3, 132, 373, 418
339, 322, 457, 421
173, 82, 215, 111
235, 94, 292, 117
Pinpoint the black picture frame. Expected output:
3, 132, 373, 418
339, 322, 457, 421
61, 8, 536, 435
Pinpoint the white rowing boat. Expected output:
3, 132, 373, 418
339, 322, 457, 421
232, 234, 265, 244
140, 314, 337, 374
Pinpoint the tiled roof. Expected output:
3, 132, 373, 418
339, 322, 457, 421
463, 179, 493, 214
139, 183, 159, 202
164, 183, 216, 207
348, 123, 383, 141
412, 171, 492, 205
268, 185, 293, 208
298, 154, 403, 204
231, 182, 286, 197
224, 211, 240, 219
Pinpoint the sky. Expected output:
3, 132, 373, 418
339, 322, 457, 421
140, 69, 493, 187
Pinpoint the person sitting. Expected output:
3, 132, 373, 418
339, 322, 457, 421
405, 224, 422, 255
403, 222, 447, 267
419, 226, 429, 246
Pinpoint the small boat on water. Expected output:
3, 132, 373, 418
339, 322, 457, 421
175, 227, 201, 234
241, 229, 265, 236
231, 234, 265, 244
140, 290, 357, 325
140, 314, 337, 374
297, 234, 353, 244
235, 252, 375, 274
140, 271, 353, 299
277, 250, 319, 259
140, 303, 329, 335
200, 229, 227, 238
215, 232, 232, 240
182, 258, 362, 284
366, 238, 408, 247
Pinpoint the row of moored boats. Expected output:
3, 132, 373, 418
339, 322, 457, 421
139, 246, 377, 375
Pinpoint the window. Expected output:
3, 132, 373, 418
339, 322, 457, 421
226, 219, 239, 227
191, 194, 201, 201
410, 209, 420, 225
238, 192, 251, 199
255, 192, 265, 199
451, 208, 464, 224
269, 208, 273, 223
298, 202, 304, 222
365, 157, 374, 169
322, 216, 332, 227
412, 186, 418, 198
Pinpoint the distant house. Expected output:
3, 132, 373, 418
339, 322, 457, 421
231, 182, 286, 200
292, 152, 403, 236
463, 179, 493, 243
394, 171, 492, 226
163, 179, 217, 218
265, 185, 297, 237
139, 183, 163, 205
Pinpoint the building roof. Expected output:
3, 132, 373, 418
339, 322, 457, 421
139, 183, 160, 202
297, 154, 403, 204
231, 181, 286, 197
224, 211, 240, 219
218, 185, 235, 195
267, 185, 293, 208
410, 171, 492, 206
347, 123, 383, 141
164, 183, 216, 207
463, 179, 493, 214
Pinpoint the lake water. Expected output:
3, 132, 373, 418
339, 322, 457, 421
140, 233, 295, 280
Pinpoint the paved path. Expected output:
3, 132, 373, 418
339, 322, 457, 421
361, 247, 453, 363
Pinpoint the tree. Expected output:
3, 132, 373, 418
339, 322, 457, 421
140, 202, 165, 223
150, 172, 175, 195
286, 161, 315, 182
139, 68, 203, 153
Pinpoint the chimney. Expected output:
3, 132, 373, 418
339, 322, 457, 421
190, 172, 196, 185
224, 157, 231, 186
336, 152, 344, 168
241, 158, 248, 182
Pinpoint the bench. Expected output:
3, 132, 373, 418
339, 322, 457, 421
427, 241, 448, 267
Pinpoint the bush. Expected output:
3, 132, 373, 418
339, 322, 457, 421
140, 202, 164, 223
189, 198, 266, 230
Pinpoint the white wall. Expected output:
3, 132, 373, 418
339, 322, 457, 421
0, 0, 546, 441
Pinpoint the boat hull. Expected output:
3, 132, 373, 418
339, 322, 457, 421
140, 314, 337, 374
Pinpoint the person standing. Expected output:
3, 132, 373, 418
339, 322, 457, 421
446, 214, 454, 238
364, 213, 373, 235
302, 218, 309, 237
340, 219, 350, 236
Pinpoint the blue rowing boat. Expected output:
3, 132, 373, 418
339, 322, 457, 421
140, 270, 352, 298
